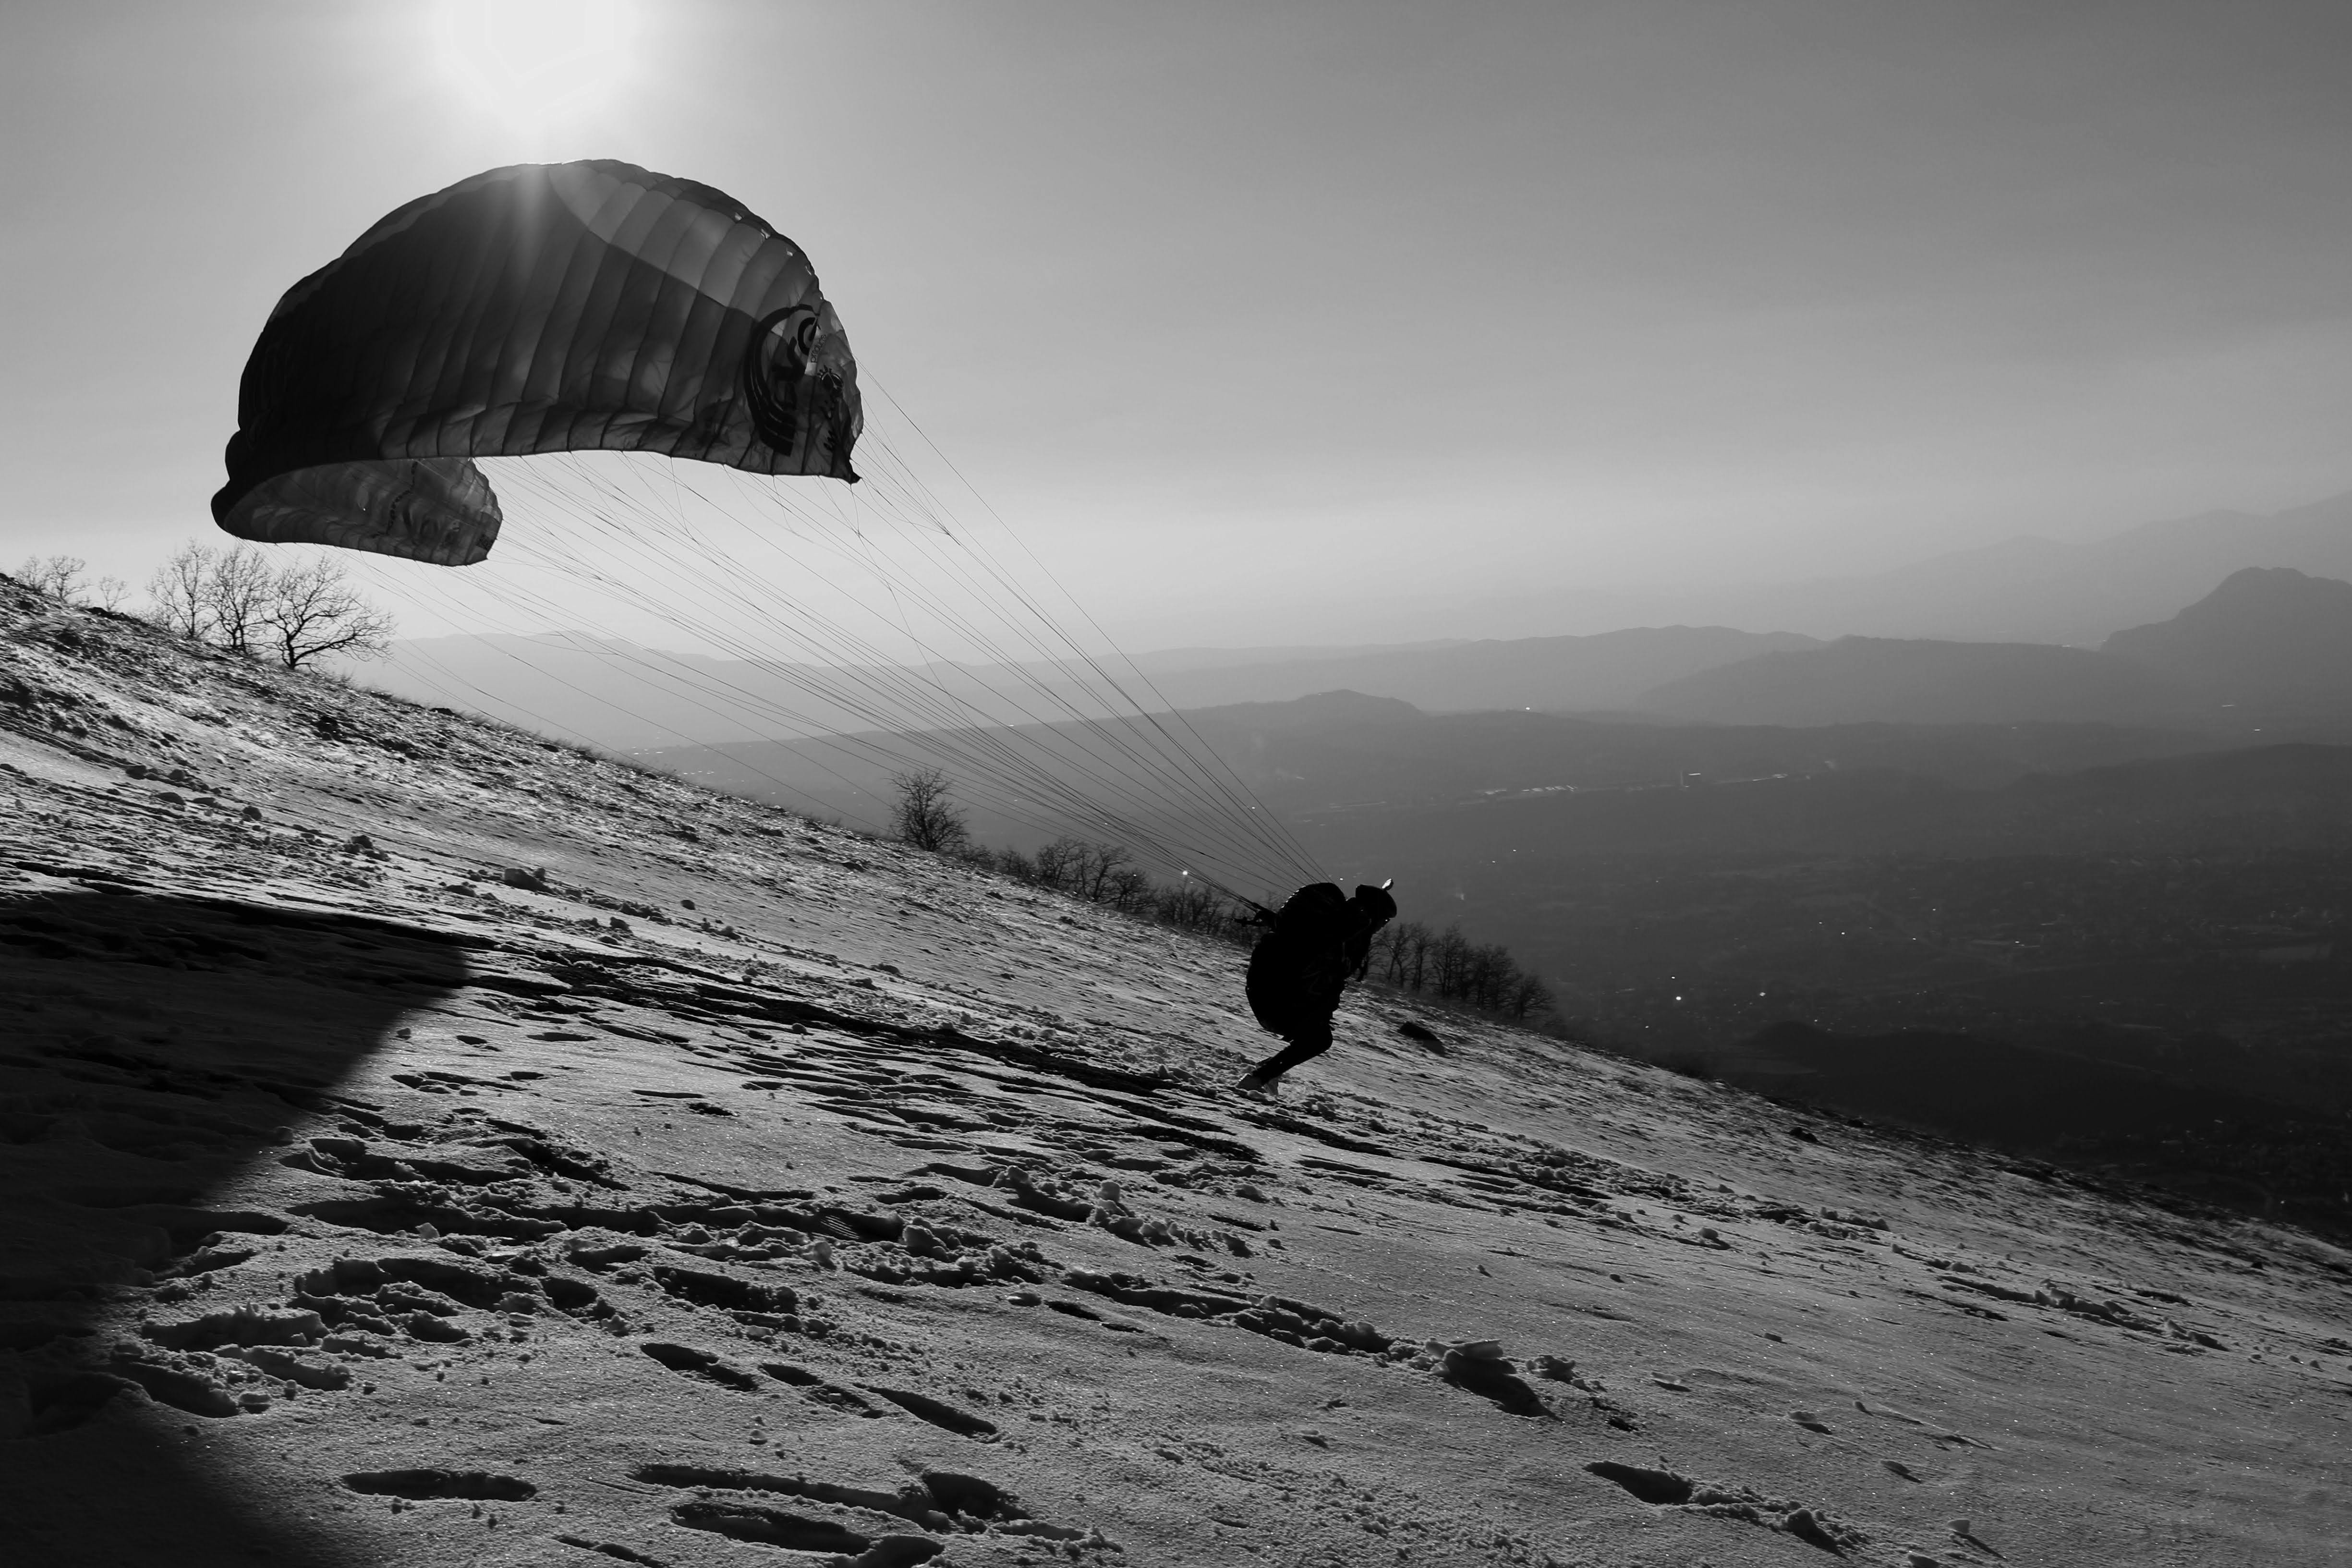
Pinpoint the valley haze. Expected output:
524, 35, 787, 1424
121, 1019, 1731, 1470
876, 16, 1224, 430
359, 524, 2352, 1249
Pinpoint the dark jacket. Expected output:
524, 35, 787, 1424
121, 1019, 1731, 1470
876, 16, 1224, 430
1245, 883, 1379, 1036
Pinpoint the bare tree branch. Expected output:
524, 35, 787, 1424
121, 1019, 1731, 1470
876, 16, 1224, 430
890, 766, 972, 853
143, 543, 395, 668
15, 555, 88, 604
259, 556, 397, 668
203, 544, 275, 656
145, 545, 212, 639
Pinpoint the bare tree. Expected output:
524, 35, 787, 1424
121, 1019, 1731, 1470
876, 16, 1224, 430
1154, 878, 1221, 931
1034, 837, 1096, 892
1080, 842, 1131, 902
146, 544, 211, 638
15, 555, 88, 603
203, 544, 276, 656
1430, 925, 1473, 999
1104, 864, 1152, 912
1401, 921, 1433, 991
1504, 972, 1553, 1021
1465, 942, 1515, 1010
144, 543, 394, 668
22, 556, 133, 613
889, 766, 972, 853
258, 556, 396, 668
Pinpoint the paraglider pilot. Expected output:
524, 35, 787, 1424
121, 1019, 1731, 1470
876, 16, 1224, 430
1238, 880, 1398, 1093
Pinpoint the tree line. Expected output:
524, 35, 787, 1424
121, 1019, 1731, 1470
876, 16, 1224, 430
894, 766, 1265, 942
891, 766, 1553, 1022
1364, 918, 1552, 1020
13, 544, 394, 669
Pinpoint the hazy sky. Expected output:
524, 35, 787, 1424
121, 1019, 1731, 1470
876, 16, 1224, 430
6, 1, 2351, 647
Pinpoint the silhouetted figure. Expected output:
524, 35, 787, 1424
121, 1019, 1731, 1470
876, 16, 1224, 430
1238, 880, 1398, 1092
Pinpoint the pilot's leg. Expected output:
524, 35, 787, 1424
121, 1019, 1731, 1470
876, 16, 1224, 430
1237, 1012, 1335, 1092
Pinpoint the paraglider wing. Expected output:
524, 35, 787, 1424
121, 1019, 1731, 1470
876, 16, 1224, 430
212, 160, 861, 565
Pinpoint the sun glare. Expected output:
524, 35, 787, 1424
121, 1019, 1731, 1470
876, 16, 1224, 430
434, 0, 638, 136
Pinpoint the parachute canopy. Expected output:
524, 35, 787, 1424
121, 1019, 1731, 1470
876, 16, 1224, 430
220, 163, 1326, 905
212, 160, 861, 566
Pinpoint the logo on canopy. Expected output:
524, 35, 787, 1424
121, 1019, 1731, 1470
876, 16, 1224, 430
742, 304, 821, 457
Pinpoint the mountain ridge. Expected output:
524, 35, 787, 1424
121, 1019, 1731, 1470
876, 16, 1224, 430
2103, 566, 2352, 712
1636, 565, 2352, 731
358, 492, 2352, 755
360, 624, 1825, 751
1636, 636, 2190, 727
1448, 489, 2352, 644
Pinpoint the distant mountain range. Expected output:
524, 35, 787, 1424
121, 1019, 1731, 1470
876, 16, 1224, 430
2101, 566, 2352, 711
359, 623, 1822, 749
1637, 638, 2184, 727
1480, 487, 2352, 644
1633, 567, 2352, 732
1095, 626, 1821, 714
358, 494, 2352, 749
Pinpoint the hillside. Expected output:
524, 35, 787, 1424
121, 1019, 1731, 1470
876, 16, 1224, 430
660, 697, 2352, 1231
2103, 567, 2352, 716
4, 577, 2351, 1567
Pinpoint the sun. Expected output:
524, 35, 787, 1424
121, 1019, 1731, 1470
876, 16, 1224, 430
434, 0, 638, 137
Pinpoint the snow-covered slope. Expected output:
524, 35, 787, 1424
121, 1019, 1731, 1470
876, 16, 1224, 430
2, 577, 2347, 1567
